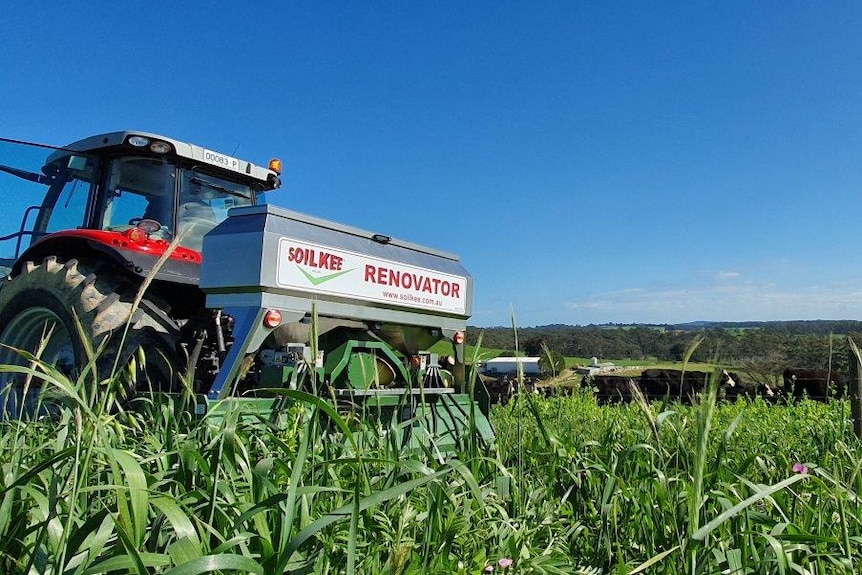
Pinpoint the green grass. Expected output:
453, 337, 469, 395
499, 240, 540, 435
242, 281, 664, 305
492, 388, 862, 574
3, 355, 862, 574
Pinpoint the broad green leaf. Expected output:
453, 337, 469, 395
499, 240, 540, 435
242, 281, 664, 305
110, 449, 149, 548
85, 552, 171, 574
278, 466, 454, 571
692, 474, 808, 541
163, 553, 265, 575
151, 496, 202, 554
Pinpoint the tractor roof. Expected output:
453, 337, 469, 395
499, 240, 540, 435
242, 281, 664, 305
60, 131, 278, 185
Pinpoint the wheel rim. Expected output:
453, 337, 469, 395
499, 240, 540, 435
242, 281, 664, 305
0, 306, 76, 375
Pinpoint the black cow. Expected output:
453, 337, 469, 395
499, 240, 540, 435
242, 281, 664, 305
638, 369, 720, 404
782, 368, 847, 401
585, 375, 637, 404
719, 371, 780, 403
586, 369, 777, 405
638, 368, 756, 404
482, 374, 545, 405
482, 375, 516, 405
586, 370, 721, 404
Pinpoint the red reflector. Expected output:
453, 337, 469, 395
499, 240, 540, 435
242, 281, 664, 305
453, 331, 465, 345
263, 309, 282, 328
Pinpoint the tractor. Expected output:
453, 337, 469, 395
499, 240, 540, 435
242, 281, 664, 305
0, 131, 280, 396
0, 131, 492, 446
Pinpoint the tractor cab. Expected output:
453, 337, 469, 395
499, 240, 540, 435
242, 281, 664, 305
100, 154, 256, 251
0, 131, 281, 277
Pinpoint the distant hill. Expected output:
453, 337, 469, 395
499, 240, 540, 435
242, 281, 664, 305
665, 320, 862, 334
473, 320, 862, 334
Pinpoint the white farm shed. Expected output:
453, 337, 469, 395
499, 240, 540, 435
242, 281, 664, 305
480, 357, 542, 376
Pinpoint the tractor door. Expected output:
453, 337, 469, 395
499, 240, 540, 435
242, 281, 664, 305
98, 156, 176, 242
0, 138, 98, 275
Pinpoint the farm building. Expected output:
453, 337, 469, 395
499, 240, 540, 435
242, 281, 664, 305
480, 357, 542, 376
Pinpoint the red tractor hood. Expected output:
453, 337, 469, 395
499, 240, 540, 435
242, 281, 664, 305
44, 229, 203, 264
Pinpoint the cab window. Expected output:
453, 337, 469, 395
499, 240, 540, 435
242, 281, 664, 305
102, 156, 175, 239
44, 165, 94, 234
176, 169, 253, 251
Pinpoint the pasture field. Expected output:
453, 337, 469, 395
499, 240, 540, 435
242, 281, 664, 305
1, 366, 861, 574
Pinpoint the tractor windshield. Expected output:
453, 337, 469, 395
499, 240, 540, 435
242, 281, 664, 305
102, 157, 254, 251
177, 168, 253, 251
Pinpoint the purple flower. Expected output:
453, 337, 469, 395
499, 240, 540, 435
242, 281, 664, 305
498, 558, 514, 569
792, 462, 809, 475
484, 566, 494, 573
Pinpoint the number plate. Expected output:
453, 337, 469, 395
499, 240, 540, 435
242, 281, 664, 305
203, 149, 242, 172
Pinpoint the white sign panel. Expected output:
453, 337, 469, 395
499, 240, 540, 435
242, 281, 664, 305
202, 149, 243, 173
276, 237, 467, 314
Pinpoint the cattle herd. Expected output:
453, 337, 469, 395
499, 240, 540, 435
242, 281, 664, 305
481, 368, 856, 406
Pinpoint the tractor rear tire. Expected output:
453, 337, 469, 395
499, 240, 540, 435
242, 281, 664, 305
0, 256, 180, 398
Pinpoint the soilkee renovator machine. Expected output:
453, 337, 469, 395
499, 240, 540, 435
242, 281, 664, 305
0, 131, 493, 447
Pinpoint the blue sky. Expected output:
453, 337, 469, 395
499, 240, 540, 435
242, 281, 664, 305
2, 2, 862, 327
